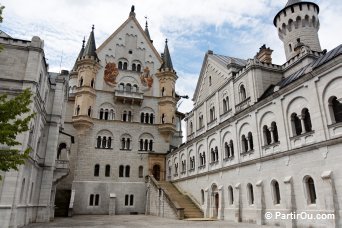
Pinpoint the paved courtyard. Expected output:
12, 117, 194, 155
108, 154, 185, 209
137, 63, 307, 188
25, 215, 277, 228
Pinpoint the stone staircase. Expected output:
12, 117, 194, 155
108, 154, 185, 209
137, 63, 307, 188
158, 181, 203, 219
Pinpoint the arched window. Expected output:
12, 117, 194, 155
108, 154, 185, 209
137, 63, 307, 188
138, 166, 143, 178
79, 77, 83, 87
102, 137, 107, 149
247, 183, 254, 205
99, 109, 104, 120
76, 105, 80, 116
302, 108, 312, 132
241, 135, 248, 152
144, 139, 148, 151
140, 113, 144, 123
150, 114, 154, 124
88, 106, 92, 117
272, 180, 281, 204
330, 96, 342, 123
126, 138, 131, 150
223, 98, 227, 112
126, 84, 132, 92
123, 62, 128, 70
149, 140, 153, 151
240, 85, 246, 101
105, 165, 110, 177
145, 113, 149, 123
225, 142, 229, 158
291, 113, 302, 136
91, 79, 95, 88
215, 146, 219, 161
133, 84, 138, 92
130, 195, 134, 205
132, 63, 136, 71
104, 109, 109, 120
119, 83, 124, 91
190, 122, 193, 133
107, 137, 111, 148
263, 125, 272, 145
121, 138, 126, 150
211, 148, 215, 162
20, 178, 26, 203
128, 111, 132, 122
94, 164, 100, 176
110, 109, 114, 120
123, 111, 127, 122
119, 165, 124, 177
161, 114, 165, 124
161, 87, 165, 96
118, 61, 123, 69
97, 136, 101, 148
305, 176, 317, 204
228, 186, 234, 205
139, 139, 143, 150
271, 122, 279, 142
248, 132, 254, 150
125, 165, 130, 177
201, 189, 205, 205
137, 64, 141, 72
230, 140, 234, 157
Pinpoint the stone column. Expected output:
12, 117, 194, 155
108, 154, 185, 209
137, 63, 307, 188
269, 126, 275, 144
321, 171, 337, 228
109, 193, 116, 215
299, 115, 306, 133
283, 176, 296, 228
234, 183, 241, 223
204, 188, 210, 218
255, 180, 265, 225
218, 185, 224, 220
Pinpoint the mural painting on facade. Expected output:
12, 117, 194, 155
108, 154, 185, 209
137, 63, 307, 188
140, 66, 153, 89
104, 62, 119, 86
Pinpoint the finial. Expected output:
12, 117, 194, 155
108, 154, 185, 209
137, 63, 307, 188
165, 38, 168, 44
92, 25, 95, 31
82, 36, 85, 48
145, 16, 148, 28
131, 5, 135, 13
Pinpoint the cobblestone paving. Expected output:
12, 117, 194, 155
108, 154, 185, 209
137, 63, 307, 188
25, 215, 277, 228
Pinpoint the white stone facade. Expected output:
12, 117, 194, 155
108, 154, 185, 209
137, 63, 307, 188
0, 34, 69, 227
166, 1, 342, 227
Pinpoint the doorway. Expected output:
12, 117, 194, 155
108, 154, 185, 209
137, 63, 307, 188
152, 164, 161, 181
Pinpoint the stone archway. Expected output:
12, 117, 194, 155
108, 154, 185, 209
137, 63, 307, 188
152, 164, 161, 181
211, 184, 219, 218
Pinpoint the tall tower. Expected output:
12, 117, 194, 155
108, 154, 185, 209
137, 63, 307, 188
72, 26, 100, 133
156, 39, 178, 142
274, 0, 321, 61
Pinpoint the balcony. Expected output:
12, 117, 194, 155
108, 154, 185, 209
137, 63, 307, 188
75, 86, 96, 97
235, 97, 251, 113
53, 159, 69, 183
72, 115, 93, 131
114, 90, 143, 105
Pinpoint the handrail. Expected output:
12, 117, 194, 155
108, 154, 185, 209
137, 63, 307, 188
148, 175, 184, 219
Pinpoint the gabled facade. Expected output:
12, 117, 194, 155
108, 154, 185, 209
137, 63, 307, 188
56, 6, 183, 216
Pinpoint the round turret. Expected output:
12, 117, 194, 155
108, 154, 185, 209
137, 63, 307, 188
274, 0, 321, 61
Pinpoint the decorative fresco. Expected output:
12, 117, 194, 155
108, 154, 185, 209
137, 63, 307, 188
104, 62, 119, 86
140, 66, 153, 88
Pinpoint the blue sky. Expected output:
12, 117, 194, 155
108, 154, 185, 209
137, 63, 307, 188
1, 0, 341, 113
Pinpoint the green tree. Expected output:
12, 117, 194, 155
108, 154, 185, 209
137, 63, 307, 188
0, 89, 35, 179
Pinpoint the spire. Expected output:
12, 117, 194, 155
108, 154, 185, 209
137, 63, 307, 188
144, 18, 152, 43
160, 39, 173, 70
129, 5, 135, 17
72, 38, 86, 71
82, 25, 98, 60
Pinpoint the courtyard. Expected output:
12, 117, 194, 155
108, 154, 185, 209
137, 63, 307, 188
25, 215, 277, 228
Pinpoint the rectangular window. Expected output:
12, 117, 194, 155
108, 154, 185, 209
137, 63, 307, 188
130, 195, 134, 206
125, 194, 129, 206
89, 194, 94, 206
95, 194, 100, 206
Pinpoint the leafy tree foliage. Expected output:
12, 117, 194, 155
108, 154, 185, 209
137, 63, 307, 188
0, 89, 35, 179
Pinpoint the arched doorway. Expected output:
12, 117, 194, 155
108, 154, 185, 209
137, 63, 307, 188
152, 164, 161, 181
211, 184, 219, 218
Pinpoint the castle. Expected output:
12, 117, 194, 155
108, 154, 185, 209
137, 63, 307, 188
0, 0, 341, 227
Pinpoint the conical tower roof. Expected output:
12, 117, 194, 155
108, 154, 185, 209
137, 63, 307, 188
160, 39, 173, 70
72, 38, 85, 71
82, 25, 98, 60
285, 0, 300, 7
144, 21, 152, 42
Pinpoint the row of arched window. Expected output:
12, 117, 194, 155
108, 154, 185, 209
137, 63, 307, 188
200, 176, 316, 207
241, 132, 254, 153
263, 122, 279, 146
96, 136, 154, 151
118, 83, 139, 92
93, 164, 144, 178
140, 113, 154, 124
223, 96, 230, 113
99, 109, 114, 120
96, 136, 112, 149
210, 147, 219, 163
118, 60, 141, 72
291, 108, 312, 136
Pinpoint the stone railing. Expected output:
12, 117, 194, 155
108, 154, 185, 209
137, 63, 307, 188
146, 175, 184, 219
235, 97, 251, 113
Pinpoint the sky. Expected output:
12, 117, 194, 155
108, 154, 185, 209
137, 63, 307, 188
1, 0, 341, 115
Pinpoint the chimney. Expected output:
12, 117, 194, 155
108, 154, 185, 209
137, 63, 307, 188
256, 44, 273, 64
